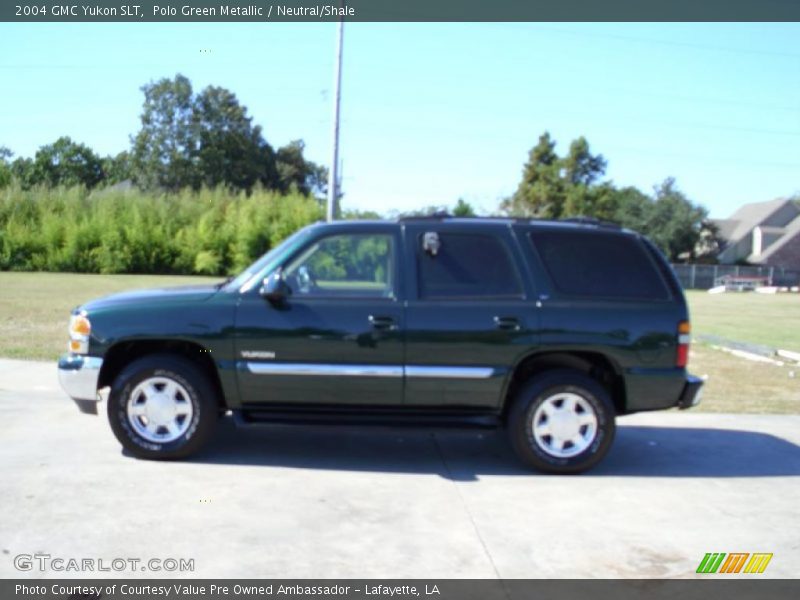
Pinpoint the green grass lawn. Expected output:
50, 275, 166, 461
688, 344, 798, 414
686, 290, 800, 352
0, 272, 218, 360
0, 273, 797, 413
683, 290, 800, 414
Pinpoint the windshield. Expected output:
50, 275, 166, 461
224, 224, 319, 292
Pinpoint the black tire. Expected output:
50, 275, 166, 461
507, 369, 616, 474
107, 354, 218, 460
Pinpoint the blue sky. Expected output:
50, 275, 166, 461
0, 22, 798, 217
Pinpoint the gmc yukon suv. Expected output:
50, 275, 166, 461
58, 216, 702, 473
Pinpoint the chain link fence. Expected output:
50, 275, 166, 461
671, 264, 800, 290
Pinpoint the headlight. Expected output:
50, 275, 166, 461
68, 313, 91, 354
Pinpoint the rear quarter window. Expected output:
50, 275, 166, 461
529, 230, 670, 300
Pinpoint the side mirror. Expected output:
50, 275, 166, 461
259, 269, 290, 304
422, 231, 441, 256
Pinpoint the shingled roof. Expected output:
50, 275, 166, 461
713, 198, 800, 266
721, 198, 798, 245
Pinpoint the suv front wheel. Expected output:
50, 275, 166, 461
107, 354, 218, 460
508, 369, 616, 474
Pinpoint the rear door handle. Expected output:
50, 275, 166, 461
369, 315, 398, 331
494, 316, 521, 331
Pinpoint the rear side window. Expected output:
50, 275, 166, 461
418, 232, 523, 299
530, 230, 669, 300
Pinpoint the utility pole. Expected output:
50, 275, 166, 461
326, 18, 344, 222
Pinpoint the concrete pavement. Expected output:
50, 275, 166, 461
1, 359, 799, 578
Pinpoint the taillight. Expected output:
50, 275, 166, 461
676, 321, 691, 368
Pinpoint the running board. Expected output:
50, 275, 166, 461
233, 405, 501, 430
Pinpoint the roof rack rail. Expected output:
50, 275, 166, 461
398, 211, 453, 221
559, 216, 621, 229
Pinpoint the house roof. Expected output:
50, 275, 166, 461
750, 216, 800, 263
713, 218, 739, 241
721, 198, 799, 244
756, 226, 786, 236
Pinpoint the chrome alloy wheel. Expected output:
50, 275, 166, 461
531, 392, 598, 458
126, 377, 194, 443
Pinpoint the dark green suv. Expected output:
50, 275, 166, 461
58, 217, 702, 473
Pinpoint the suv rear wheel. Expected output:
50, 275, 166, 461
107, 354, 218, 460
508, 369, 616, 474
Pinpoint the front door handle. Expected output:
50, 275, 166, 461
494, 316, 521, 331
369, 315, 398, 331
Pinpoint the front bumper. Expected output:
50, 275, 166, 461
677, 374, 704, 409
58, 353, 103, 414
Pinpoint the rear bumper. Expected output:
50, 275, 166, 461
624, 368, 703, 413
677, 374, 704, 409
58, 353, 103, 415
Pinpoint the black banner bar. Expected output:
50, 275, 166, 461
3, 1, 800, 23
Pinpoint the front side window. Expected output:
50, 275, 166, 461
417, 232, 523, 299
283, 233, 395, 298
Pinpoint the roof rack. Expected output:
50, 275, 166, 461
398, 211, 453, 221
559, 216, 622, 229
395, 214, 623, 228
398, 213, 531, 223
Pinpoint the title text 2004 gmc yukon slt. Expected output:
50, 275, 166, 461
58, 217, 702, 473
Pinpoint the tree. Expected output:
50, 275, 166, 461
30, 136, 104, 188
608, 185, 651, 239
129, 74, 326, 195
612, 179, 718, 262
502, 132, 607, 219
694, 220, 722, 263
102, 151, 133, 185
502, 132, 562, 217
395, 205, 447, 218
0, 146, 12, 188
563, 182, 619, 222
10, 157, 34, 188
392, 199, 478, 219
341, 208, 382, 220
130, 74, 198, 191
452, 198, 477, 217
307, 162, 329, 199
503, 133, 717, 262
562, 137, 606, 186
194, 85, 276, 190
645, 178, 711, 262
275, 140, 327, 197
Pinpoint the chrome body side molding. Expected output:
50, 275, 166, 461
243, 362, 498, 379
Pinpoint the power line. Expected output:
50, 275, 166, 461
340, 110, 800, 141
588, 86, 800, 115
335, 117, 800, 169
499, 23, 800, 60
